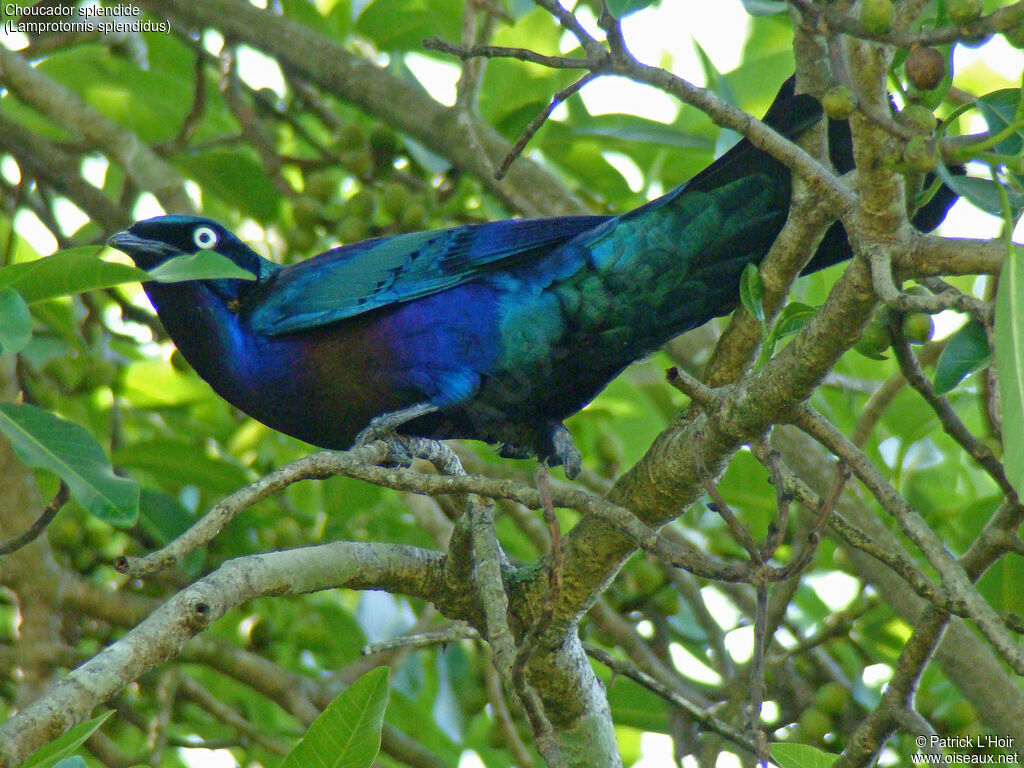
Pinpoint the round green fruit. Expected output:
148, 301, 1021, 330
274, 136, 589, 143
304, 171, 337, 201
860, 0, 894, 35
339, 217, 368, 243
947, 0, 983, 26
400, 201, 428, 229
381, 182, 410, 218
795, 707, 832, 743
631, 558, 664, 594
855, 319, 891, 360
369, 126, 400, 158
814, 682, 851, 715
336, 123, 366, 151
823, 86, 858, 120
898, 103, 938, 134
344, 189, 377, 220
292, 195, 322, 229
901, 312, 935, 344
287, 227, 317, 254
342, 149, 375, 178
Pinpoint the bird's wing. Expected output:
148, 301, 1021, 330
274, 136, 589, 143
246, 215, 607, 335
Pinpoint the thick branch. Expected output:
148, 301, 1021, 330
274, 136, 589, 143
0, 541, 446, 768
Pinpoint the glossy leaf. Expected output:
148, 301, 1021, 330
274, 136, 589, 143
0, 248, 147, 303
280, 666, 390, 768
355, 0, 461, 51
22, 711, 113, 768
933, 318, 991, 394
0, 287, 32, 354
935, 167, 1024, 216
771, 301, 817, 341
147, 251, 256, 283
0, 247, 255, 306
770, 743, 839, 768
976, 89, 1024, 156
181, 150, 282, 222
32, 46, 192, 143
0, 403, 138, 525
995, 245, 1024, 496
740, 262, 766, 325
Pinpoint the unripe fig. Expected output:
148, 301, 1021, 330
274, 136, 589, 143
344, 189, 377, 221
905, 46, 946, 91
796, 707, 832, 743
947, 0, 982, 26
860, 0, 894, 35
815, 682, 851, 716
336, 123, 365, 151
381, 182, 410, 218
291, 195, 321, 229
901, 312, 935, 344
304, 170, 337, 201
855, 317, 891, 360
823, 85, 858, 119
400, 201, 428, 229
898, 103, 938, 134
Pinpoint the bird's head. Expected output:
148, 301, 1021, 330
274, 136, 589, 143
107, 215, 275, 280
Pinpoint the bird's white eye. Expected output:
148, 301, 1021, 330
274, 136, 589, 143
193, 226, 218, 250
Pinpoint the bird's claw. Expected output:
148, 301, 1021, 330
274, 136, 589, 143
353, 402, 439, 468
551, 424, 583, 480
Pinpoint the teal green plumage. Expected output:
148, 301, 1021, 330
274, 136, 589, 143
107, 77, 960, 477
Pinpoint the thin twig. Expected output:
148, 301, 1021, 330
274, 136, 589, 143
0, 482, 69, 557
888, 315, 1019, 503
496, 72, 598, 180
585, 644, 759, 755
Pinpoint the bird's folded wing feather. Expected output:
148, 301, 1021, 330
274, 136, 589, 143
246, 215, 609, 335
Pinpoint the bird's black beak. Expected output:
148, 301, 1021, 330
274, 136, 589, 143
107, 230, 180, 269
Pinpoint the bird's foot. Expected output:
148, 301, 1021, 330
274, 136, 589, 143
549, 423, 583, 480
354, 402, 439, 468
499, 423, 583, 479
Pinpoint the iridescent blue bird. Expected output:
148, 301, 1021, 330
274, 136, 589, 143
107, 79, 958, 478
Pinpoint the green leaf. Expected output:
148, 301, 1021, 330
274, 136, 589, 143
740, 262, 766, 326
977, 89, 1024, 156
355, 0, 461, 51
996, 245, 1024, 497
772, 301, 817, 338
181, 150, 282, 222
0, 403, 138, 526
22, 711, 113, 768
147, 251, 256, 282
934, 318, 991, 395
762, 301, 817, 359
769, 742, 839, 768
935, 167, 1024, 215
0, 247, 255, 306
0, 248, 148, 304
281, 666, 390, 768
0, 288, 32, 354
605, 0, 658, 18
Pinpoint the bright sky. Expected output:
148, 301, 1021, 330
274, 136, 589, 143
3, 1, 1022, 766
